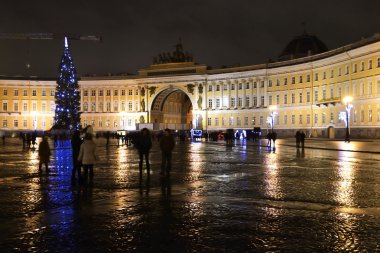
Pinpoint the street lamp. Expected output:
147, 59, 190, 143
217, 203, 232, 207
343, 96, 353, 143
268, 105, 277, 132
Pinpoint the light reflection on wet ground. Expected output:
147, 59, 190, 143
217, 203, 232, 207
1, 138, 380, 252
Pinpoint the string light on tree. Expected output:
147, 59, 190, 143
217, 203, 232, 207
53, 37, 81, 130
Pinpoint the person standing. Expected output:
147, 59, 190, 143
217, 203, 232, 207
300, 130, 306, 149
295, 130, 301, 149
78, 133, 98, 182
38, 136, 51, 172
135, 128, 152, 173
159, 128, 175, 176
271, 131, 277, 147
71, 130, 82, 181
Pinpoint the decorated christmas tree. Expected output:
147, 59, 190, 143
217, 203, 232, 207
53, 37, 81, 130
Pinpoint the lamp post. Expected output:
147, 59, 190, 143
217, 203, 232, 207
269, 105, 277, 132
343, 96, 353, 143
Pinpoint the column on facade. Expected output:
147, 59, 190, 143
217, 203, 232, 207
263, 78, 267, 107
110, 87, 114, 113
194, 82, 199, 110
219, 81, 223, 110
80, 87, 84, 111
102, 87, 106, 113
212, 81, 216, 109
118, 87, 121, 112
132, 86, 135, 112
256, 78, 261, 107
95, 87, 99, 112
202, 81, 207, 110
234, 80, 238, 109
227, 80, 231, 109
137, 86, 141, 111
249, 78, 253, 108
242, 79, 246, 108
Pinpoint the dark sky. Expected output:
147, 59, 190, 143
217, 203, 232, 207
0, 0, 379, 77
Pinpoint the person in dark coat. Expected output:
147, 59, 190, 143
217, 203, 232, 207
38, 136, 51, 172
135, 128, 152, 173
71, 130, 82, 181
159, 128, 175, 176
300, 130, 306, 149
271, 131, 277, 147
295, 130, 301, 149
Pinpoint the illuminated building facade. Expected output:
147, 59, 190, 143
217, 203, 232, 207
1, 34, 380, 138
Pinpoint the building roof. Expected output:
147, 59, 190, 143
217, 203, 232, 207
278, 33, 328, 61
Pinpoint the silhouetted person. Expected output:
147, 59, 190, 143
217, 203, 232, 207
78, 133, 98, 182
38, 136, 51, 172
300, 130, 306, 149
71, 130, 82, 181
295, 131, 301, 149
105, 131, 110, 147
271, 131, 277, 147
159, 128, 175, 176
267, 132, 272, 147
135, 128, 152, 174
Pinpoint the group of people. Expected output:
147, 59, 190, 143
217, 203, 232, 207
37, 127, 176, 182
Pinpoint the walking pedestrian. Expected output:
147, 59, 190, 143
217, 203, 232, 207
71, 130, 82, 181
78, 133, 98, 182
295, 130, 301, 149
300, 130, 306, 149
38, 136, 51, 172
135, 128, 152, 174
266, 132, 272, 147
271, 131, 277, 147
159, 128, 175, 176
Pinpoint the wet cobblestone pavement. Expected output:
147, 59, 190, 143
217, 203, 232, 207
1, 138, 380, 252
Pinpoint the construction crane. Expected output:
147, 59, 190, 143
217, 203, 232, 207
0, 33, 101, 75
0, 33, 102, 42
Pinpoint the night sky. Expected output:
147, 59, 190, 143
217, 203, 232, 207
0, 0, 379, 78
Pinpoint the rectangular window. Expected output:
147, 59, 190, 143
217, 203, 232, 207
237, 117, 241, 126
106, 90, 111, 96
291, 115, 295, 124
322, 113, 326, 124
208, 99, 213, 108
14, 102, 18, 112
106, 120, 110, 127
307, 114, 310, 124
361, 62, 364, 71
260, 96, 264, 106
215, 117, 219, 126
114, 101, 118, 111
128, 102, 133, 111
41, 103, 46, 112
322, 89, 326, 100
244, 116, 248, 126
91, 90, 96, 96
23, 90, 28, 96
216, 98, 220, 108
276, 94, 280, 105
128, 89, 133, 95
230, 98, 235, 107
23, 120, 27, 128
291, 93, 295, 104
238, 83, 242, 90
98, 120, 102, 127
323, 72, 326, 79
268, 95, 272, 105
84, 90, 88, 96
223, 84, 228, 90
330, 112, 334, 122
299, 76, 303, 83
207, 117, 212, 126
369, 109, 373, 122
135, 89, 139, 95
276, 79, 280, 86
284, 78, 288, 85
338, 68, 342, 76
3, 89, 7, 96
268, 80, 272, 87
238, 97, 242, 107
50, 102, 55, 112
259, 116, 263, 126
346, 65, 349, 75
306, 75, 310, 82
3, 120, 7, 127
261, 81, 264, 88
314, 114, 318, 124
253, 96, 257, 107
222, 117, 226, 126
208, 85, 213, 92
361, 110, 364, 122
368, 60, 372, 69
23, 103, 28, 112
229, 116, 234, 126
50, 90, 55, 96
121, 90, 125, 96
42, 90, 46, 96
377, 109, 380, 122
284, 115, 288, 125
14, 120, 18, 128
14, 90, 18, 96
353, 64, 357, 73
92, 102, 96, 112
284, 94, 288, 104
114, 90, 118, 96
32, 90, 37, 96
3, 102, 8, 111
83, 102, 88, 111
314, 90, 318, 102
330, 70, 334, 78
299, 92, 303, 103
292, 77, 295, 84
98, 102, 103, 112
245, 96, 250, 107
231, 83, 235, 90
299, 115, 303, 124
330, 87, 334, 99
246, 82, 250, 89
315, 73, 318, 81
106, 102, 111, 112
99, 90, 103, 96
114, 120, 117, 128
